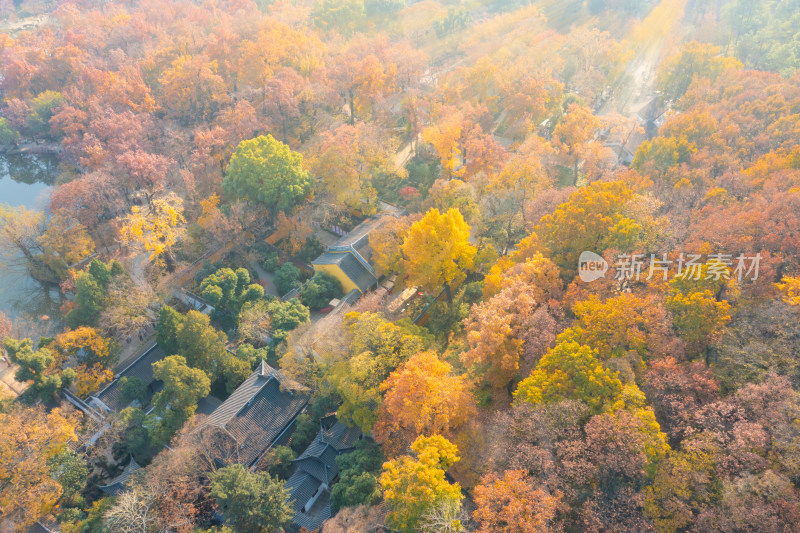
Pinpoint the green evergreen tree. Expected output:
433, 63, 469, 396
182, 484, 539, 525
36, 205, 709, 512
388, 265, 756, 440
210, 464, 293, 533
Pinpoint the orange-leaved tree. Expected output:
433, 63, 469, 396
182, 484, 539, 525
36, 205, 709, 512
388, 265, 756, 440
370, 214, 420, 278
374, 351, 475, 455
462, 256, 563, 389
472, 469, 561, 533
552, 103, 602, 185
0, 405, 79, 532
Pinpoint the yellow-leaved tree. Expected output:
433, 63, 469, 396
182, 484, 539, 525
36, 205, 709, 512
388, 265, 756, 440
327, 312, 430, 433
379, 434, 463, 533
196, 192, 222, 230
0, 405, 79, 532
401, 208, 476, 299
54, 327, 118, 397
777, 276, 800, 306
514, 338, 670, 474
119, 192, 186, 271
535, 180, 646, 278
566, 292, 672, 362
481, 233, 543, 297
0, 204, 47, 266
38, 211, 95, 279
368, 214, 420, 279
514, 339, 623, 414
422, 111, 467, 179
656, 40, 742, 102
666, 288, 731, 361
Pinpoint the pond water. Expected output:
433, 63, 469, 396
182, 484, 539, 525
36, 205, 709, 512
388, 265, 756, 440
0, 152, 65, 327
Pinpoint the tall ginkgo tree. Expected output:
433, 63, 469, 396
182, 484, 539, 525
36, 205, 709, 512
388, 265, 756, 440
380, 435, 463, 533
0, 405, 78, 532
374, 351, 475, 454
401, 208, 476, 299
119, 192, 186, 271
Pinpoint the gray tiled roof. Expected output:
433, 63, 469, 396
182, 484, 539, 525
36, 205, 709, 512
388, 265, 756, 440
312, 251, 378, 294
196, 394, 223, 416
299, 438, 328, 459
311, 214, 398, 296
27, 520, 56, 533
205, 361, 286, 426
201, 361, 309, 467
341, 288, 362, 305
329, 215, 392, 256
294, 455, 334, 484
286, 470, 333, 531
286, 420, 362, 531
285, 472, 318, 507
98, 456, 141, 495
320, 419, 363, 450
285, 469, 333, 532
94, 345, 166, 412
27, 515, 60, 533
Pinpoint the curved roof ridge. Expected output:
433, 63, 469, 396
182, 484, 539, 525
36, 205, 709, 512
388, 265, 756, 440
98, 455, 141, 493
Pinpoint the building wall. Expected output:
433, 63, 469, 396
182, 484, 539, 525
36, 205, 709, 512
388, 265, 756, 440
312, 263, 360, 294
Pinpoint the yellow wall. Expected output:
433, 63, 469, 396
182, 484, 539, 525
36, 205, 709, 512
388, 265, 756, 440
312, 263, 360, 294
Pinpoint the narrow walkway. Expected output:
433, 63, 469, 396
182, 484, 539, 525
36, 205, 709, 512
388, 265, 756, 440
394, 134, 421, 170
116, 332, 156, 370
0, 360, 28, 398
250, 261, 280, 298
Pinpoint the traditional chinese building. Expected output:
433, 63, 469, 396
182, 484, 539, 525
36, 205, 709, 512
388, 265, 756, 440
311, 214, 395, 296
91, 344, 166, 413
98, 455, 142, 496
199, 360, 310, 468
285, 416, 363, 531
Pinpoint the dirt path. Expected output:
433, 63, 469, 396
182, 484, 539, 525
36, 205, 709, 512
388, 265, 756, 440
250, 260, 280, 298
394, 134, 421, 171
0, 359, 27, 398
128, 251, 150, 290
0, 14, 48, 35
116, 334, 156, 370
599, 0, 689, 117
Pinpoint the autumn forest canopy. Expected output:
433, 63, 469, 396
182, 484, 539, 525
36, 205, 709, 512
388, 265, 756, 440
1, 0, 800, 531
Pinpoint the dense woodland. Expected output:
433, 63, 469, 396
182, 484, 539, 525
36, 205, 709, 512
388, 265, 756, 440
1, 0, 800, 531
